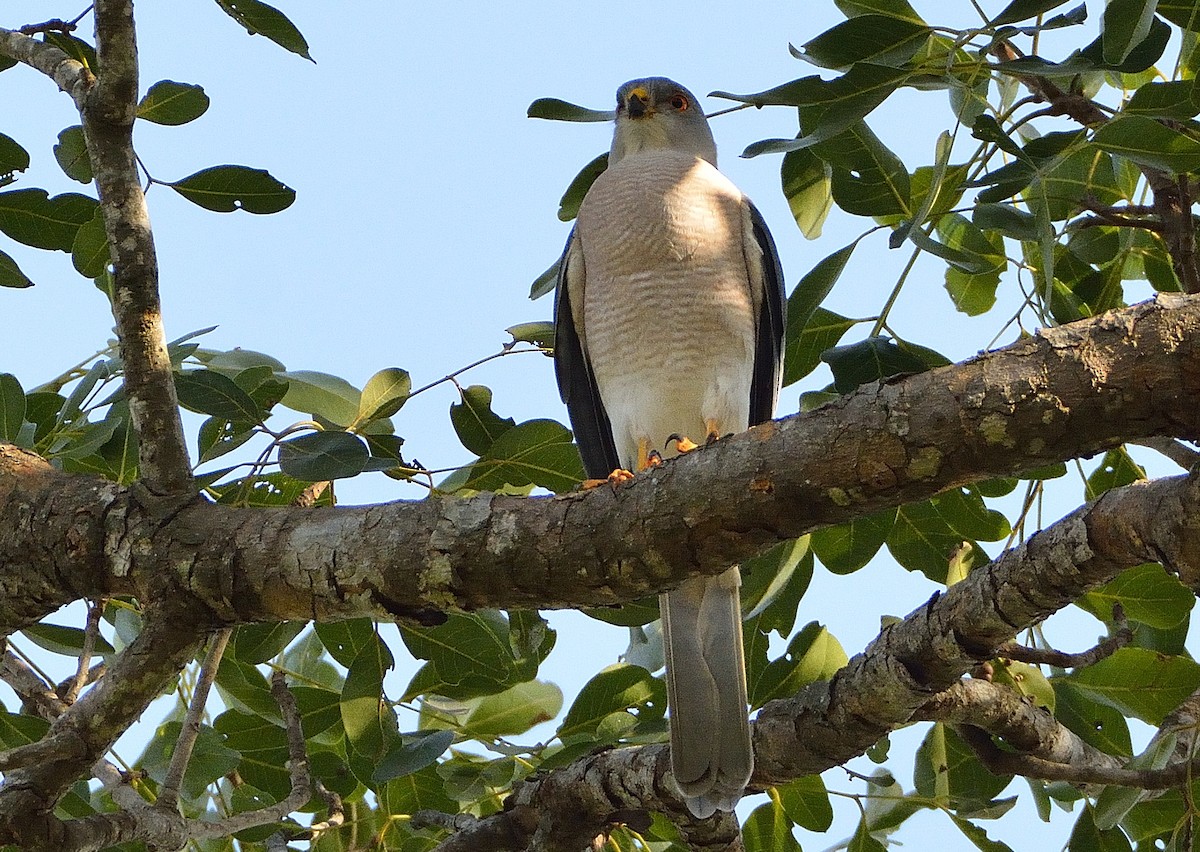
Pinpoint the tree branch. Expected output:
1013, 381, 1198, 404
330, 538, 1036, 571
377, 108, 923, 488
418, 467, 1200, 850
84, 0, 193, 495
5, 294, 1200, 634
0, 27, 93, 107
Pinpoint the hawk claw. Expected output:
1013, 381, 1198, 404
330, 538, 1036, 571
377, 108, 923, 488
580, 469, 635, 490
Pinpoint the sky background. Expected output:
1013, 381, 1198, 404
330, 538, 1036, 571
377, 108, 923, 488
0, 1, 1184, 848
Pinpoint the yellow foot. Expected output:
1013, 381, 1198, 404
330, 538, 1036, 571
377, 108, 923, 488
580, 469, 634, 490
666, 433, 700, 453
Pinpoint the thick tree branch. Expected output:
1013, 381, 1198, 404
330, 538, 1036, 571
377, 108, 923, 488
419, 468, 1200, 850
4, 294, 1200, 634
84, 0, 192, 495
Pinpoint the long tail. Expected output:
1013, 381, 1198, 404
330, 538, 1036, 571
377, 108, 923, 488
660, 565, 752, 818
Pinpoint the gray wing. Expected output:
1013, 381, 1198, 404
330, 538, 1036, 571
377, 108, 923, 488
553, 228, 621, 479
747, 201, 786, 426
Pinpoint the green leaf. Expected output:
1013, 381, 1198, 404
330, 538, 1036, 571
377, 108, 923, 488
170, 165, 295, 214
506, 320, 555, 347
915, 723, 1012, 810
232, 622, 306, 665
1085, 448, 1145, 499
742, 800, 802, 852
1052, 679, 1133, 757
1079, 563, 1193, 629
213, 709, 290, 798
1101, 0, 1158, 65
849, 813, 888, 852
358, 367, 411, 423
557, 153, 608, 221
527, 98, 614, 122
1068, 806, 1134, 852
748, 621, 848, 706
52, 126, 93, 184
1123, 80, 1200, 119
1093, 115, 1200, 174
723, 64, 910, 155
949, 813, 1018, 851
787, 242, 857, 345
175, 369, 265, 422
71, 210, 108, 278
137, 80, 211, 125
1066, 647, 1200, 724
797, 15, 930, 70
813, 121, 911, 217
823, 336, 927, 393
783, 307, 857, 386
776, 774, 834, 831
0, 711, 50, 750
973, 203, 1039, 241
812, 508, 896, 574
781, 148, 833, 238
0, 189, 97, 252
400, 611, 520, 700
529, 256, 560, 300
945, 266, 1000, 316
315, 618, 375, 667
559, 663, 664, 740
278, 431, 369, 481
990, 0, 1072, 25
213, 0, 312, 59
451, 385, 516, 456
0, 133, 30, 179
0, 250, 33, 288
0, 373, 25, 442
278, 370, 360, 425
373, 729, 454, 782
21, 623, 115, 656
1160, 0, 1200, 31
461, 679, 563, 737
342, 633, 397, 782
464, 419, 585, 493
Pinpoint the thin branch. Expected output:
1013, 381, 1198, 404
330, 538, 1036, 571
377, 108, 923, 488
0, 27, 93, 106
155, 628, 231, 813
85, 0, 193, 495
996, 603, 1131, 668
60, 600, 105, 704
1131, 436, 1200, 470
959, 724, 1200, 789
0, 649, 68, 721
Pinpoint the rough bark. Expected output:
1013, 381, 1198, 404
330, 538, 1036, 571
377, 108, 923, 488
3, 294, 1200, 637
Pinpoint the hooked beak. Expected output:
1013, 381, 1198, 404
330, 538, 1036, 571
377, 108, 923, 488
626, 87, 650, 119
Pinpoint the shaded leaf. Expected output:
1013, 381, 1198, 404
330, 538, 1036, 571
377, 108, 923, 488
71, 210, 108, 278
777, 774, 834, 831
213, 0, 312, 59
783, 307, 857, 386
0, 250, 33, 288
464, 419, 584, 493
451, 384, 516, 456
171, 165, 295, 214
137, 80, 211, 125
278, 370, 360, 425
1066, 648, 1200, 724
278, 431, 369, 481
175, 369, 265, 422
0, 189, 97, 252
0, 373, 25, 442
798, 15, 931, 70
558, 153, 608, 221
373, 729, 454, 782
527, 98, 614, 122
742, 800, 802, 852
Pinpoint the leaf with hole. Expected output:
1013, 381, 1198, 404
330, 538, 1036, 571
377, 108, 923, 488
171, 165, 295, 214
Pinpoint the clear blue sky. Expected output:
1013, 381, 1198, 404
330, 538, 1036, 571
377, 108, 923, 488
3, 2, 1170, 848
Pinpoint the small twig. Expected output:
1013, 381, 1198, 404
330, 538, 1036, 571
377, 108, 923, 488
0, 649, 68, 720
18, 18, 77, 35
55, 661, 106, 699
0, 730, 87, 772
60, 599, 105, 703
996, 603, 1131, 668
412, 810, 482, 832
156, 628, 231, 812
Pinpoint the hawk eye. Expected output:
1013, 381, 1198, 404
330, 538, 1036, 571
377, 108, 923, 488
670, 94, 688, 111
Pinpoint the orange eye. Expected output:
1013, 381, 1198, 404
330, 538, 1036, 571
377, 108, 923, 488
669, 94, 688, 111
